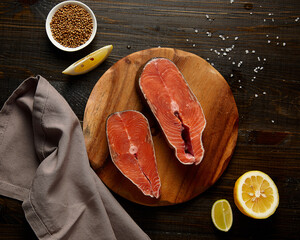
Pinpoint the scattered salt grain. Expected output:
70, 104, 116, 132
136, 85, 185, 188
271, 120, 275, 123
276, 42, 279, 45
295, 17, 299, 22
250, 12, 253, 15
239, 86, 242, 88
186, 39, 189, 42
266, 35, 269, 38
263, 58, 267, 61
255, 94, 258, 97
219, 35, 226, 40
263, 91, 266, 95
211, 63, 215, 66
245, 50, 249, 54
230, 74, 234, 77
192, 44, 196, 47
272, 18, 275, 22
276, 36, 279, 39
230, 0, 234, 3
267, 40, 271, 43
257, 57, 261, 61
237, 61, 243, 67
206, 58, 210, 61
234, 36, 239, 40
232, 61, 236, 65
206, 31, 212, 37
252, 50, 256, 53
195, 29, 199, 33
238, 79, 241, 82
283, 42, 286, 46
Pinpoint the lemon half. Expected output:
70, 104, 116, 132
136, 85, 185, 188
62, 45, 113, 75
233, 170, 279, 219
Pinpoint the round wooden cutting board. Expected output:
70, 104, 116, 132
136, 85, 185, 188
83, 48, 238, 206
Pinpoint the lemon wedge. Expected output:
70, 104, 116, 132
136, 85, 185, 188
62, 45, 113, 75
233, 170, 279, 219
211, 199, 233, 232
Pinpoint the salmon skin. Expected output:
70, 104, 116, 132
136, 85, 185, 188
106, 110, 161, 198
139, 58, 206, 165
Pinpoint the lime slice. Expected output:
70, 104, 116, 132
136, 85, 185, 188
211, 199, 233, 232
62, 45, 113, 75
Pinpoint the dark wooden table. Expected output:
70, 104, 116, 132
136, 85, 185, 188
1, 0, 299, 239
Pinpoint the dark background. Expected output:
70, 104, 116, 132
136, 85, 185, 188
0, 0, 299, 239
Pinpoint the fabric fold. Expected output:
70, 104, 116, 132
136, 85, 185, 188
0, 75, 150, 240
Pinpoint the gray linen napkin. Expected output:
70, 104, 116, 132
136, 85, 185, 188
0, 75, 150, 240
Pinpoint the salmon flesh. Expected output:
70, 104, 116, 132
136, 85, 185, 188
139, 58, 206, 165
106, 110, 161, 198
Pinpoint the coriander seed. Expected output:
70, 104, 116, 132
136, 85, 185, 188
50, 4, 93, 48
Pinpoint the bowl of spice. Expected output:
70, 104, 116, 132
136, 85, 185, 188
46, 1, 97, 52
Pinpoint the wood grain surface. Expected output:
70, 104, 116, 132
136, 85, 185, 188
1, 0, 300, 239
83, 47, 238, 206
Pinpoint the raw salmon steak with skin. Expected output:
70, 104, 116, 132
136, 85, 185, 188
139, 58, 206, 165
106, 110, 161, 198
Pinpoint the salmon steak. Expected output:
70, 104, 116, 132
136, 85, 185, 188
106, 110, 161, 198
139, 58, 206, 165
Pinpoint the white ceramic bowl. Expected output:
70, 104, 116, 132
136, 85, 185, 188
45, 0, 97, 52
